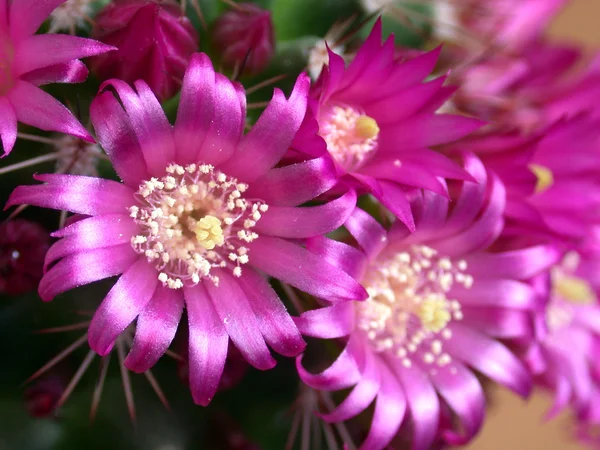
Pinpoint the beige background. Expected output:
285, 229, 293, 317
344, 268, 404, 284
467, 1, 599, 449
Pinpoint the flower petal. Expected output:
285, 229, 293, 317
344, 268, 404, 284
9, 0, 65, 41
205, 271, 276, 370
20, 60, 88, 86
297, 335, 364, 391
88, 257, 158, 355
7, 81, 92, 142
393, 362, 439, 450
237, 269, 305, 357
90, 91, 149, 186
221, 74, 310, 182
174, 53, 216, 164
0, 97, 17, 156
466, 245, 560, 280
447, 323, 532, 397
255, 189, 356, 238
195, 74, 245, 166
248, 155, 337, 207
360, 362, 407, 450
294, 303, 355, 340
430, 362, 485, 446
99, 79, 175, 175
15, 34, 115, 76
344, 207, 387, 259
125, 286, 184, 372
247, 236, 367, 303
320, 348, 381, 422
38, 243, 138, 301
44, 213, 137, 270
185, 284, 229, 406
5, 174, 134, 216
306, 236, 367, 280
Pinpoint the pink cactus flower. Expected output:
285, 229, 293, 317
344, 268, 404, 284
524, 251, 600, 433
0, 0, 114, 156
444, 115, 600, 247
5, 53, 366, 406
90, 0, 198, 101
304, 20, 482, 230
295, 153, 558, 449
212, 3, 274, 75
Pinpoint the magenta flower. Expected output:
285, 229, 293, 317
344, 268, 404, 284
90, 0, 198, 101
306, 20, 482, 230
444, 116, 600, 246
0, 0, 114, 156
452, 40, 600, 131
295, 153, 558, 449
0, 219, 50, 296
5, 53, 366, 406
212, 3, 274, 75
524, 252, 600, 426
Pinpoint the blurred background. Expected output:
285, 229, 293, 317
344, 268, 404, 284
468, 2, 599, 449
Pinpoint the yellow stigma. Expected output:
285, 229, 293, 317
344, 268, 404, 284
194, 215, 225, 250
355, 115, 380, 140
417, 298, 452, 333
555, 274, 596, 305
529, 164, 554, 193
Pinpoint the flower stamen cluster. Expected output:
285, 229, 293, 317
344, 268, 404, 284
129, 163, 268, 289
319, 104, 380, 171
358, 245, 473, 371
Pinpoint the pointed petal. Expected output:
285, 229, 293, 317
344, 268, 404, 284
88, 257, 159, 355
430, 362, 485, 446
320, 348, 381, 422
9, 0, 65, 41
306, 236, 367, 280
39, 244, 138, 301
205, 271, 276, 371
248, 155, 337, 207
45, 213, 137, 270
174, 53, 216, 164
237, 269, 305, 357
447, 324, 532, 397
7, 81, 92, 142
360, 363, 407, 450
5, 174, 134, 216
125, 286, 184, 372
255, 189, 356, 238
185, 284, 229, 406
294, 303, 355, 340
0, 97, 17, 156
247, 236, 368, 303
221, 74, 310, 181
393, 363, 439, 450
297, 336, 364, 391
15, 34, 115, 76
344, 207, 387, 258
99, 79, 174, 176
20, 60, 88, 86
90, 91, 149, 186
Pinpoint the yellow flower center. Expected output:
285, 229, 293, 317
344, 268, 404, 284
194, 215, 225, 250
417, 297, 452, 333
355, 115, 380, 140
529, 164, 554, 194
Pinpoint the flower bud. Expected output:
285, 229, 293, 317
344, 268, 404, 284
0, 220, 50, 296
90, 0, 198, 101
212, 3, 274, 75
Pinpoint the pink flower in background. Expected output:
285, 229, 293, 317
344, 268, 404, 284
6, 53, 366, 406
212, 3, 274, 75
444, 116, 600, 247
303, 20, 482, 230
90, 0, 198, 101
0, 219, 50, 296
295, 153, 558, 449
524, 252, 600, 428
0, 0, 114, 156
451, 41, 600, 131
